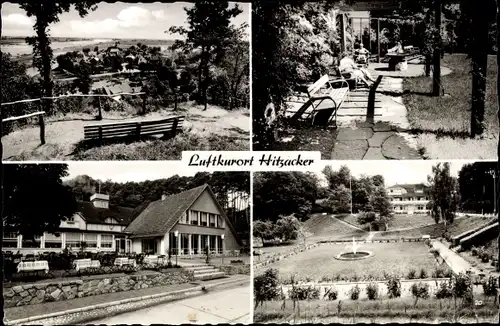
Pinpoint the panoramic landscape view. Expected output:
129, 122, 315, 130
3, 162, 251, 324
1, 1, 250, 160
253, 0, 498, 160
253, 160, 499, 323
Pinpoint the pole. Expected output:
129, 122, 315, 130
377, 18, 381, 63
350, 176, 353, 215
493, 171, 497, 214
432, 0, 442, 96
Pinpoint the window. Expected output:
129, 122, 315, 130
66, 233, 81, 249
190, 211, 199, 225
3, 232, 18, 248
217, 236, 223, 254
209, 214, 216, 227
67, 216, 75, 223
105, 217, 118, 224
180, 212, 188, 224
21, 235, 41, 248
84, 234, 98, 248
217, 216, 224, 228
209, 235, 216, 251
101, 235, 113, 248
44, 233, 62, 248
201, 213, 208, 226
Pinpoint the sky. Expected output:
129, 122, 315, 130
1, 2, 250, 40
315, 160, 487, 188
62, 161, 197, 183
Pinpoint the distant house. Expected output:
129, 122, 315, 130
2, 193, 139, 254
386, 184, 431, 215
124, 184, 242, 256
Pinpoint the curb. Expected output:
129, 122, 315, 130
5, 277, 248, 326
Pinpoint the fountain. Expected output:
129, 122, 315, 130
334, 237, 375, 261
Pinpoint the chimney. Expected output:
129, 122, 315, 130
161, 194, 167, 201
91, 193, 109, 209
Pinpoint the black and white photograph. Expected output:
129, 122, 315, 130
2, 162, 250, 324
253, 160, 499, 323
252, 0, 499, 160
1, 1, 250, 161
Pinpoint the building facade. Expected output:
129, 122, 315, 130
386, 184, 430, 215
125, 184, 241, 256
2, 194, 137, 254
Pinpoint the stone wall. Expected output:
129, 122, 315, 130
3, 269, 192, 308
219, 264, 250, 275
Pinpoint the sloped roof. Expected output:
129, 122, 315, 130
76, 201, 139, 225
387, 183, 430, 197
124, 184, 208, 238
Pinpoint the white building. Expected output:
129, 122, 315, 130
386, 184, 431, 215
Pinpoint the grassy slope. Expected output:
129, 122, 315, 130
303, 214, 367, 241
339, 214, 436, 230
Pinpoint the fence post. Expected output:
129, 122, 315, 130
39, 114, 46, 145
136, 122, 142, 141
171, 118, 179, 138
98, 126, 103, 146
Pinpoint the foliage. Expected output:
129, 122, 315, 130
253, 220, 276, 242
168, 1, 244, 111
3, 164, 77, 240
370, 187, 393, 221
254, 269, 281, 307
419, 268, 428, 279
458, 162, 497, 213
274, 214, 302, 242
366, 282, 379, 300
325, 185, 351, 214
435, 279, 453, 299
407, 268, 417, 279
482, 275, 498, 296
452, 272, 474, 303
432, 266, 453, 278
253, 172, 318, 222
411, 282, 430, 300
323, 287, 338, 301
348, 284, 361, 300
427, 162, 459, 231
386, 276, 402, 298
289, 285, 320, 301
357, 212, 377, 225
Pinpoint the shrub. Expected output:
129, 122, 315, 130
429, 248, 439, 256
357, 211, 377, 225
366, 282, 379, 300
482, 275, 498, 296
419, 268, 428, 279
289, 285, 320, 301
407, 268, 417, 279
230, 259, 244, 264
324, 287, 338, 301
471, 246, 479, 256
424, 239, 431, 246
411, 282, 430, 300
386, 276, 402, 298
432, 266, 452, 278
452, 273, 474, 305
349, 284, 361, 300
254, 269, 281, 306
435, 279, 453, 299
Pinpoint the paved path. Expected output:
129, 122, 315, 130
89, 285, 250, 324
431, 240, 478, 275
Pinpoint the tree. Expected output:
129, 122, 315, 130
322, 165, 351, 190
275, 214, 302, 242
73, 61, 93, 94
427, 162, 459, 232
19, 1, 97, 114
253, 220, 275, 243
168, 1, 243, 111
325, 184, 351, 214
3, 164, 77, 241
458, 162, 497, 213
370, 186, 393, 228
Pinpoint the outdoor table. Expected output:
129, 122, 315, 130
74, 259, 101, 274
17, 260, 50, 278
144, 256, 159, 264
114, 258, 136, 272
386, 53, 408, 71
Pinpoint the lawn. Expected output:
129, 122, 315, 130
339, 214, 436, 230
2, 103, 250, 160
261, 242, 438, 282
302, 214, 367, 241
403, 54, 498, 159
254, 296, 499, 324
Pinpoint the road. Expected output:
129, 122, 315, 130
89, 285, 251, 324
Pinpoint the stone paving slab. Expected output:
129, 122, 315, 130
331, 139, 368, 160
382, 134, 422, 160
336, 127, 373, 141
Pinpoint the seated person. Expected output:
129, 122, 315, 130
339, 52, 376, 87
388, 41, 404, 54
355, 44, 370, 64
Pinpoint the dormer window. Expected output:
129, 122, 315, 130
105, 217, 118, 224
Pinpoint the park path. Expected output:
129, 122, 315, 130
431, 240, 478, 275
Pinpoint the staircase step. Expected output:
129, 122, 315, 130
193, 271, 226, 281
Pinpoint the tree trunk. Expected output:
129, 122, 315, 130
38, 27, 53, 115
470, 7, 489, 138
496, 1, 500, 281
432, 0, 442, 96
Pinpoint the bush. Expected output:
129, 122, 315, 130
424, 239, 431, 247
432, 266, 452, 278
348, 284, 361, 300
357, 211, 377, 225
452, 273, 474, 305
411, 282, 430, 299
471, 246, 479, 256
407, 268, 417, 279
289, 285, 320, 301
230, 259, 244, 264
482, 275, 498, 296
419, 268, 428, 279
254, 269, 281, 306
366, 282, 379, 300
324, 287, 338, 301
386, 276, 402, 298
429, 248, 439, 256
435, 279, 453, 299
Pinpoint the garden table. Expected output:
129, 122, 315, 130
114, 258, 136, 272
17, 260, 50, 279
144, 256, 159, 265
386, 53, 408, 71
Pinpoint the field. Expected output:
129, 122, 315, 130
261, 242, 438, 281
254, 296, 499, 324
2, 103, 250, 160
403, 54, 498, 159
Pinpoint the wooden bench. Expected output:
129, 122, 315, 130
84, 116, 184, 144
290, 75, 349, 127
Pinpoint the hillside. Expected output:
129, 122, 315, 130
303, 213, 367, 241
